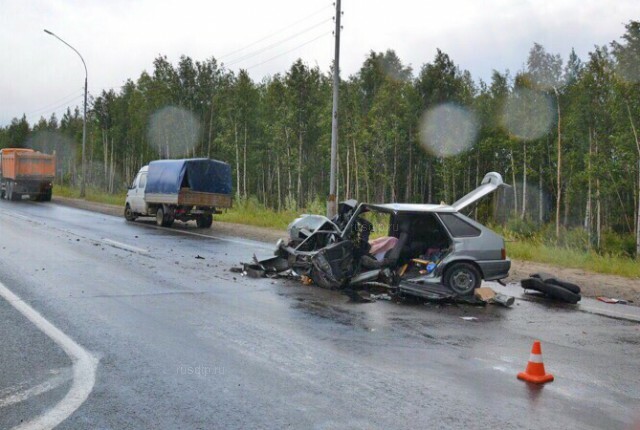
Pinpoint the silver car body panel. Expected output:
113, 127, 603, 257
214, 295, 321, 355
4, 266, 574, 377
451, 171, 507, 212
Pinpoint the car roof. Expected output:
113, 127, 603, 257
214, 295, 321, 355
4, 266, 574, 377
365, 203, 457, 214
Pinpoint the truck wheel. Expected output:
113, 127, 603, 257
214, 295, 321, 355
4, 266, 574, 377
9, 183, 19, 201
43, 189, 52, 202
156, 206, 173, 227
196, 214, 213, 228
444, 262, 481, 296
156, 207, 166, 226
124, 204, 136, 221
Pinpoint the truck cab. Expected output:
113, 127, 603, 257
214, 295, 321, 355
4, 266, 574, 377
126, 166, 148, 215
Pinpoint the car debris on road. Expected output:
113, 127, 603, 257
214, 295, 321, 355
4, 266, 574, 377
474, 287, 515, 307
596, 296, 631, 305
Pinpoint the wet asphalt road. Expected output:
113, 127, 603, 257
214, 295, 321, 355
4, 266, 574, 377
0, 199, 639, 429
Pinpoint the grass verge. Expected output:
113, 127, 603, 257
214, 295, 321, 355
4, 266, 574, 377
55, 184, 127, 207
216, 207, 296, 230
506, 240, 640, 278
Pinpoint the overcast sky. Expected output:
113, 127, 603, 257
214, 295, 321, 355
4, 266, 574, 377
0, 0, 636, 126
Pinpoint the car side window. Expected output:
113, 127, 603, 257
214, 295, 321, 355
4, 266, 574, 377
138, 173, 147, 190
438, 213, 481, 237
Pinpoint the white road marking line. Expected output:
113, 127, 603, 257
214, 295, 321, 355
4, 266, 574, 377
9, 213, 31, 222
0, 281, 98, 430
0, 209, 37, 224
0, 368, 72, 408
101, 238, 149, 254
577, 304, 640, 323
154, 226, 274, 250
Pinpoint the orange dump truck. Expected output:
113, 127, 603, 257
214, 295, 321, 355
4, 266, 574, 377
0, 148, 56, 201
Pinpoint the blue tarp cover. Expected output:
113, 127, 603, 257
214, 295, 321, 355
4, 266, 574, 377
145, 158, 232, 195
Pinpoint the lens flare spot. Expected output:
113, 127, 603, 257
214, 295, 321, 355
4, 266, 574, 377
148, 106, 200, 158
615, 65, 640, 84
419, 104, 479, 157
26, 130, 76, 179
501, 88, 554, 141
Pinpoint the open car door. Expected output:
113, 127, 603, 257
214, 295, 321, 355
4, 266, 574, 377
451, 172, 509, 211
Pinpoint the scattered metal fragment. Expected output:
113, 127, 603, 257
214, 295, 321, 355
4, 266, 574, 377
597, 297, 629, 305
493, 293, 515, 307
370, 293, 392, 301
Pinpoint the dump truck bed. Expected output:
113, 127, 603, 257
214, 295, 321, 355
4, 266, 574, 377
0, 149, 55, 180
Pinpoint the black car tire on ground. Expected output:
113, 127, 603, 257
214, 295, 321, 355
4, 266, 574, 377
444, 262, 481, 296
521, 277, 581, 304
530, 272, 581, 294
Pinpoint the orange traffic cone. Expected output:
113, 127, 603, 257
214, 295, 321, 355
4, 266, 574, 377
517, 340, 554, 384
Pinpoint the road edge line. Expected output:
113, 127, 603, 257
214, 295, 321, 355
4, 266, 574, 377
0, 281, 98, 430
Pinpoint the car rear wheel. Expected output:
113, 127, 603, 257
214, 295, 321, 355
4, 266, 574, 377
444, 262, 481, 296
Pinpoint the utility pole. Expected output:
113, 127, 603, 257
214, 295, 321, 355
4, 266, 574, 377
327, 0, 341, 218
81, 74, 87, 198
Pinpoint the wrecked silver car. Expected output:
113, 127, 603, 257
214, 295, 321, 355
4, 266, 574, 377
273, 172, 511, 297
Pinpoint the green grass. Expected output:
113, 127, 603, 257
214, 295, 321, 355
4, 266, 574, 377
54, 185, 640, 279
55, 184, 127, 207
216, 204, 297, 230
506, 240, 640, 278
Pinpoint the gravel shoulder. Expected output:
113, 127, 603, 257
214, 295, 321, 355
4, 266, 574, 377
52, 195, 640, 306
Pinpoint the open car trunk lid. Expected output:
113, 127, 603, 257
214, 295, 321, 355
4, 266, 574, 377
451, 172, 508, 211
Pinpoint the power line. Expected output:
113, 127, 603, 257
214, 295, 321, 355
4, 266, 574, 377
27, 91, 84, 116
246, 32, 331, 71
34, 95, 84, 118
224, 18, 331, 68
218, 4, 331, 61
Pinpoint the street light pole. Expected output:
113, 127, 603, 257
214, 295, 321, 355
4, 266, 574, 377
327, 0, 341, 219
44, 29, 88, 198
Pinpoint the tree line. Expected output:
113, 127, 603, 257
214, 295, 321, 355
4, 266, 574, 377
1, 21, 639, 257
